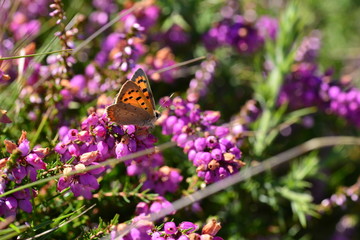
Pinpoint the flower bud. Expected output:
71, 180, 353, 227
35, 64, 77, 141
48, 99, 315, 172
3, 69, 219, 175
202, 219, 221, 236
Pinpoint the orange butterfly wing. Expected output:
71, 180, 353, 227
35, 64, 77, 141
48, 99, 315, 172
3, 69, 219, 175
129, 68, 156, 110
114, 80, 154, 115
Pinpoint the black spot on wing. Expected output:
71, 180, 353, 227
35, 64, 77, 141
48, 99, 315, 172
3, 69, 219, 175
142, 88, 148, 93
136, 97, 141, 100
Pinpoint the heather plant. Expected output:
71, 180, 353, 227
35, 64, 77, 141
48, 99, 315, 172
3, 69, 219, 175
1, 0, 360, 239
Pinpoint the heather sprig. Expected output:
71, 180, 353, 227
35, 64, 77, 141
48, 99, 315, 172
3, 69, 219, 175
186, 56, 217, 103
158, 96, 244, 184
148, 218, 223, 240
0, 131, 49, 217
49, 0, 75, 77
319, 176, 360, 212
203, 8, 278, 54
111, 218, 223, 240
54, 105, 182, 199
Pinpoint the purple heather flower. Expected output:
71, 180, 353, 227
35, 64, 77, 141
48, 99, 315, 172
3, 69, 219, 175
226, 20, 262, 53
55, 143, 67, 154
164, 222, 177, 235
256, 16, 278, 40
149, 196, 175, 215
94, 125, 106, 138
18, 198, 32, 213
18, 139, 30, 156
295, 31, 321, 62
116, 142, 130, 158
134, 5, 160, 31
206, 136, 218, 149
5, 197, 17, 210
89, 11, 108, 25
203, 23, 229, 51
194, 138, 206, 151
143, 166, 183, 195
71, 183, 94, 200
179, 221, 198, 233
70, 74, 87, 97
25, 153, 47, 170
59, 126, 70, 141
92, 0, 117, 13
149, 220, 223, 239
68, 143, 81, 157
9, 13, 41, 40
163, 24, 190, 46
178, 236, 189, 240
187, 58, 217, 103
135, 202, 149, 216
202, 111, 221, 125
67, 129, 78, 141
278, 63, 325, 110
12, 166, 27, 184
26, 166, 37, 182
111, 216, 154, 240
58, 176, 72, 191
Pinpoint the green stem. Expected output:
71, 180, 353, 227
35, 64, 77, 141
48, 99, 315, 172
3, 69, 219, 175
0, 49, 73, 60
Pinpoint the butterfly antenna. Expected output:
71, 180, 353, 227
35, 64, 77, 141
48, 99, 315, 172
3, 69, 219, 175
158, 92, 175, 111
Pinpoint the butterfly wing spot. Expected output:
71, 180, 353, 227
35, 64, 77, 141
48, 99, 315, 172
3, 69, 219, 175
135, 76, 146, 83
142, 88, 148, 93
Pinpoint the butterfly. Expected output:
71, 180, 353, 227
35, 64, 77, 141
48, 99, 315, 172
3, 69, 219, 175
106, 68, 160, 127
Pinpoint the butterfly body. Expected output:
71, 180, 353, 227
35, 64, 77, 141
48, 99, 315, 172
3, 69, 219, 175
106, 68, 160, 127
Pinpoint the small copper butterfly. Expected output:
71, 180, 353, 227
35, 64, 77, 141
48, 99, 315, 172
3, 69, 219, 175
106, 68, 160, 127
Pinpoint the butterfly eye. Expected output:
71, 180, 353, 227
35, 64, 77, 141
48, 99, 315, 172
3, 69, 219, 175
155, 111, 161, 119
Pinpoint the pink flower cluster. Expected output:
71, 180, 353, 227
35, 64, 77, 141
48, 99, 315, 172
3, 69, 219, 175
55, 108, 182, 199
0, 131, 49, 216
158, 97, 244, 184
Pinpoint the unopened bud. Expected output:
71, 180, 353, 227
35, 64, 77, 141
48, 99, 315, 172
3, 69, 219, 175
4, 140, 16, 154
202, 219, 221, 236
